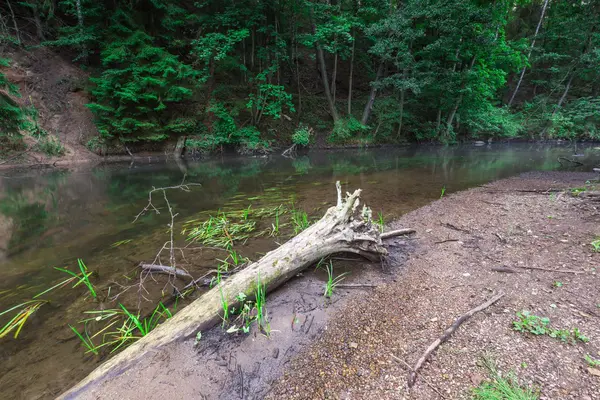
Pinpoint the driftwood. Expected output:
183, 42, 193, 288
391, 354, 447, 399
381, 228, 415, 239
491, 266, 519, 273
513, 265, 584, 275
139, 263, 192, 278
557, 157, 583, 166
408, 292, 505, 388
281, 143, 297, 158
335, 283, 378, 289
59, 181, 411, 399
578, 191, 600, 200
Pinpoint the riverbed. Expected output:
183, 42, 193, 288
0, 143, 598, 399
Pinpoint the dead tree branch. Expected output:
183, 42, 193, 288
408, 292, 505, 388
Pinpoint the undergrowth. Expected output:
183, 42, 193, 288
513, 311, 589, 344
472, 355, 539, 400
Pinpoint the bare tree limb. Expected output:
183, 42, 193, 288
381, 228, 416, 239
408, 292, 505, 387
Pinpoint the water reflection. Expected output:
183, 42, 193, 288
0, 143, 598, 398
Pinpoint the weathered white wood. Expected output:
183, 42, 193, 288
59, 182, 388, 399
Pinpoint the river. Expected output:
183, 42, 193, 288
0, 143, 598, 399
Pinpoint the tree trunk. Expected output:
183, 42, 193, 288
6, 0, 20, 45
173, 136, 186, 158
361, 62, 384, 125
396, 87, 405, 139
347, 30, 355, 115
31, 4, 45, 41
508, 0, 549, 106
444, 94, 462, 140
445, 57, 476, 139
331, 47, 338, 103
310, 10, 340, 122
553, 74, 573, 116
295, 33, 302, 117
58, 182, 401, 399
73, 0, 89, 62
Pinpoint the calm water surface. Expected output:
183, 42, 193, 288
0, 144, 598, 399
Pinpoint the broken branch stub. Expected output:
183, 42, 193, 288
59, 181, 388, 399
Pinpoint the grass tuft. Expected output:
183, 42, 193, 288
472, 355, 539, 400
322, 260, 350, 298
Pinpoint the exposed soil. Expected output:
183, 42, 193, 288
269, 171, 600, 400
3, 48, 99, 166
62, 171, 599, 400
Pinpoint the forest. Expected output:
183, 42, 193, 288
1, 0, 599, 154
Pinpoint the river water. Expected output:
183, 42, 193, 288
0, 144, 598, 399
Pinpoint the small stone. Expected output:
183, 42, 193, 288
463, 273, 471, 277
272, 348, 279, 359
430, 317, 439, 322
587, 367, 600, 377
426, 229, 432, 233
349, 342, 358, 349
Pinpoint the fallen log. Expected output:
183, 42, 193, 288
60, 181, 409, 399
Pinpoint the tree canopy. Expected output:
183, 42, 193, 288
1, 0, 599, 152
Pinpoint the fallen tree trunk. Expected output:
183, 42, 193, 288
60, 182, 408, 399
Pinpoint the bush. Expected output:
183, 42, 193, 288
463, 105, 523, 139
330, 117, 368, 143
235, 126, 271, 154
37, 135, 66, 157
0, 58, 27, 143
292, 125, 312, 146
86, 137, 107, 154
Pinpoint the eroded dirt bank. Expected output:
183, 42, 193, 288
63, 172, 599, 400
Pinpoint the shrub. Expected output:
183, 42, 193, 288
37, 135, 66, 157
292, 125, 312, 146
330, 117, 368, 143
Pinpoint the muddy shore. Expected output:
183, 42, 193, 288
60, 171, 599, 400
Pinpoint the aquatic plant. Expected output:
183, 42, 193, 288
323, 261, 350, 298
91, 302, 173, 353
55, 259, 97, 299
376, 212, 385, 233
1, 259, 97, 340
225, 274, 269, 335
242, 204, 252, 220
110, 239, 133, 248
440, 186, 446, 199
254, 273, 269, 334
69, 324, 100, 355
227, 292, 253, 334
290, 206, 310, 234
186, 213, 256, 247
219, 284, 229, 326
0, 300, 48, 339
270, 207, 280, 236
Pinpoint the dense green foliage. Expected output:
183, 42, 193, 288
1, 0, 599, 151
0, 58, 27, 151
